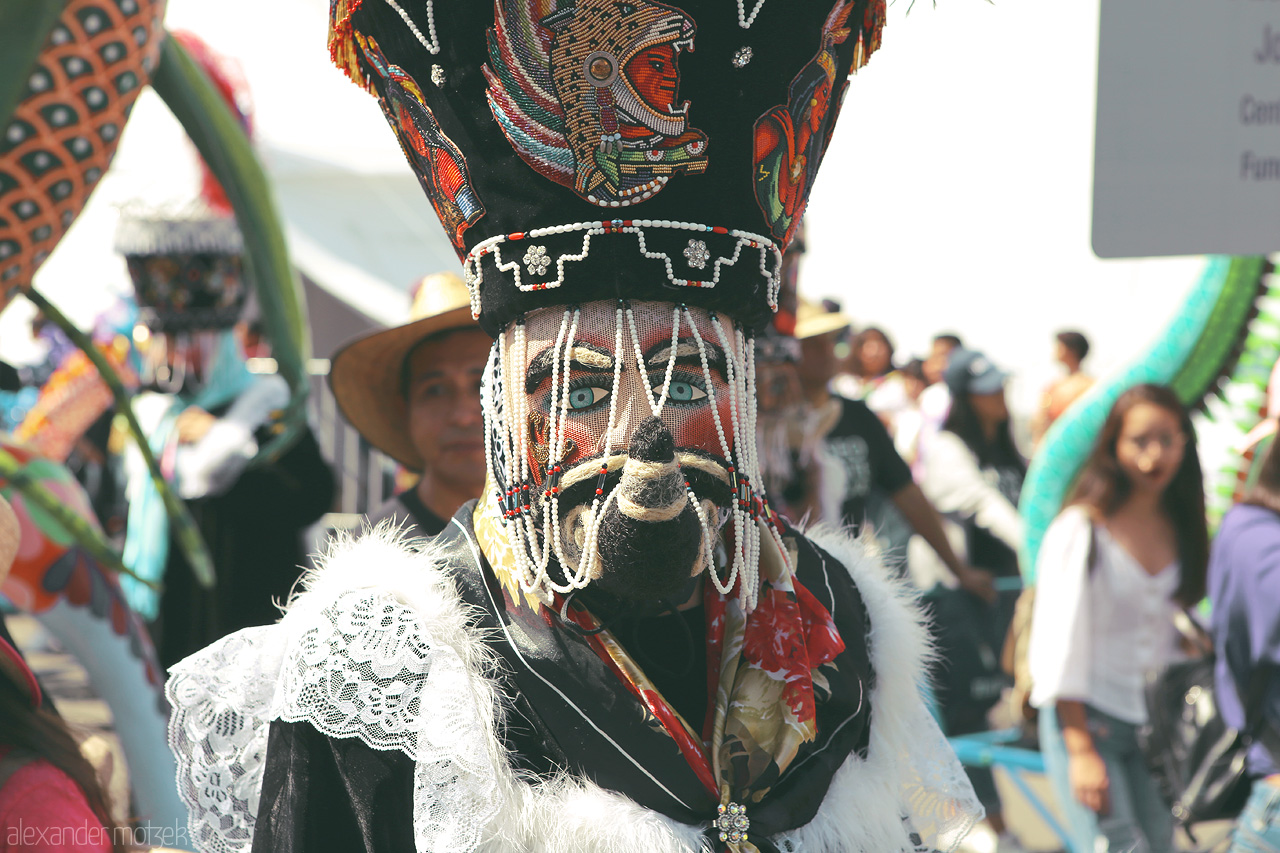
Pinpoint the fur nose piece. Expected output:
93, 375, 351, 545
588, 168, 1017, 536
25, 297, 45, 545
616, 418, 685, 523
628, 416, 675, 464
591, 417, 703, 601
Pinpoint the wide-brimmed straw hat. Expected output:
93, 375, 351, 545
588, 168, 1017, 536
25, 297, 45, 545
328, 271, 482, 471
793, 299, 852, 341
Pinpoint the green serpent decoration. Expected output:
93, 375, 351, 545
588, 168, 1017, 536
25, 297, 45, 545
1020, 256, 1278, 581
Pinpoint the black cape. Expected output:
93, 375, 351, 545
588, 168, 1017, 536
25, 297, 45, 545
250, 504, 875, 853
153, 427, 335, 670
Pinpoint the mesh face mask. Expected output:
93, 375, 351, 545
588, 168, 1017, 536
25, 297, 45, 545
482, 299, 788, 611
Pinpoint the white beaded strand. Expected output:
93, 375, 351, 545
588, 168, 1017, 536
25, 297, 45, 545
516, 324, 551, 594
710, 314, 751, 587
654, 305, 683, 412
739, 328, 765, 601
718, 316, 763, 610
682, 307, 746, 600
527, 310, 573, 582
570, 303, 629, 584
507, 321, 540, 592
547, 309, 587, 588
570, 305, 630, 588
382, 0, 439, 54
540, 305, 630, 594
481, 339, 502, 518
516, 315, 559, 595
736, 0, 767, 28
625, 305, 661, 415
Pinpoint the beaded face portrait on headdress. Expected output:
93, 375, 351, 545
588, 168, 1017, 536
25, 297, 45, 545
485, 0, 710, 207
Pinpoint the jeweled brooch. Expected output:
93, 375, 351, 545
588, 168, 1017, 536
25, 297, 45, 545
684, 239, 710, 269
715, 802, 750, 845
523, 244, 551, 276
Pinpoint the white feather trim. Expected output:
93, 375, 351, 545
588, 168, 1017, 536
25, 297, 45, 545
288, 522, 492, 677
167, 524, 979, 853
782, 526, 982, 852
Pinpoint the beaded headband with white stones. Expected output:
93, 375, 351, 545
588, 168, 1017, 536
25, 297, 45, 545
462, 220, 783, 325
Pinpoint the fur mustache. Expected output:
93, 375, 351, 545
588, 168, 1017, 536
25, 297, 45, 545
550, 448, 732, 512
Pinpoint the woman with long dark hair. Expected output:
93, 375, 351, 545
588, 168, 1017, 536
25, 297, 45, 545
1029, 383, 1207, 853
0, 653, 128, 853
914, 348, 1025, 587
0, 493, 127, 853
913, 348, 1025, 850
1207, 415, 1280, 852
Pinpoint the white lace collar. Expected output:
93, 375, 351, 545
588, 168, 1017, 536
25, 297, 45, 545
166, 526, 981, 852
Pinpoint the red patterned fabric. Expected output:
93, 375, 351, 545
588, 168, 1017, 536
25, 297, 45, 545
0, 0, 167, 303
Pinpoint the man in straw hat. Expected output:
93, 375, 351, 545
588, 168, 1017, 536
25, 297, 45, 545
329, 271, 490, 537
165, 2, 982, 850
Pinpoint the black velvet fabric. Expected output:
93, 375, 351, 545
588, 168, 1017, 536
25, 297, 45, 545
249, 505, 875, 851
251, 719, 417, 853
153, 426, 335, 670
338, 0, 883, 335
611, 603, 709, 734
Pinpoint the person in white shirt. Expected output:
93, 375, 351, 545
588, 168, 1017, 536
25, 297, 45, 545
913, 333, 962, 481
913, 348, 1025, 852
1028, 383, 1209, 853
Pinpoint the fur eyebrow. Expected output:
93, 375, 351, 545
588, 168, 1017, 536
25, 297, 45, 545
645, 338, 726, 379
525, 344, 615, 394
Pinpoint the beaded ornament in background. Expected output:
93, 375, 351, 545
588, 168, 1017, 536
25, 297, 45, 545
0, 0, 167, 300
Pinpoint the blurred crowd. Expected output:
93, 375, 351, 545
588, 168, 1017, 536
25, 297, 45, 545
1, 274, 1277, 853
762, 299, 1278, 853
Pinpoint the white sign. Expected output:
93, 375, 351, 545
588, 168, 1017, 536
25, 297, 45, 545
1093, 0, 1280, 258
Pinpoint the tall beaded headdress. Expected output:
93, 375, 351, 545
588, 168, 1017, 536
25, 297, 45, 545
115, 32, 253, 388
330, 0, 885, 608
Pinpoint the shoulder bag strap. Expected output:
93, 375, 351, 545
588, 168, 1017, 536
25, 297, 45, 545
1242, 661, 1280, 759
1171, 608, 1214, 657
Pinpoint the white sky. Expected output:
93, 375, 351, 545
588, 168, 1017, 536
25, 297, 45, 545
802, 0, 1207, 418
3, 0, 1217, 424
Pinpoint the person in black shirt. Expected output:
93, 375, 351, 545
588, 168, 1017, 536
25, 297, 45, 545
328, 272, 490, 538
791, 301, 997, 603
